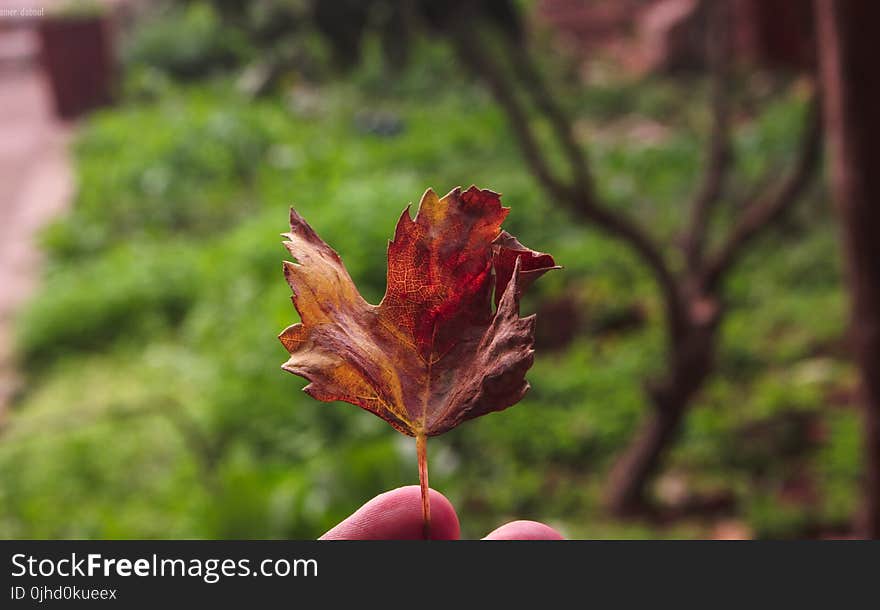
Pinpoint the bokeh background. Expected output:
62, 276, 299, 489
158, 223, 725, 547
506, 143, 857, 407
0, 0, 869, 539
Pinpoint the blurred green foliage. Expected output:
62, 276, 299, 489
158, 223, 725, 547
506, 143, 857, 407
0, 20, 860, 539
122, 3, 253, 80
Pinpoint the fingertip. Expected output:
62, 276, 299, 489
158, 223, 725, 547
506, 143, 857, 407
320, 486, 460, 540
483, 520, 564, 540
385, 486, 459, 540
423, 487, 460, 540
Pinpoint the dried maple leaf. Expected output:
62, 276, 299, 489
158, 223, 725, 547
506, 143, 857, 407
279, 186, 558, 536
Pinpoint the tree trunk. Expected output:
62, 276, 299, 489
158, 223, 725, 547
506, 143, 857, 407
606, 403, 686, 514
606, 319, 717, 514
815, 0, 880, 538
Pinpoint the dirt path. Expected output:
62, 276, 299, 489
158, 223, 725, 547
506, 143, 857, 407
0, 22, 73, 418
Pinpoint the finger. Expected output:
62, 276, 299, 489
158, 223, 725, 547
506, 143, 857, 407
483, 520, 564, 540
320, 485, 460, 540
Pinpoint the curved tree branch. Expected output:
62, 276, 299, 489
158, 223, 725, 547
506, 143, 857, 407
682, 1, 733, 272
451, 26, 687, 339
701, 93, 822, 291
500, 35, 597, 203
451, 28, 571, 203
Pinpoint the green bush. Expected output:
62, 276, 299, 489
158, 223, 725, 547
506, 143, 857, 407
17, 242, 199, 367
123, 3, 252, 80
42, 89, 278, 258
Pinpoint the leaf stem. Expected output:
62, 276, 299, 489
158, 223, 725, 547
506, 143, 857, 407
416, 432, 430, 539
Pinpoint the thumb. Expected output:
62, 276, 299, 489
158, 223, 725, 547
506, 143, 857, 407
320, 486, 460, 540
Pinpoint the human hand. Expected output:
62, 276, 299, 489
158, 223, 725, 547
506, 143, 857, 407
320, 486, 563, 540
